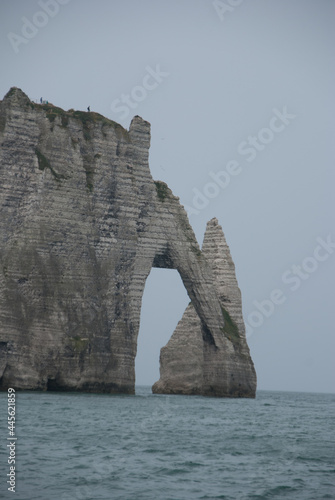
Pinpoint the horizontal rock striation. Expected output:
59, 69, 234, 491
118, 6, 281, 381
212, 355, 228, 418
0, 87, 256, 396
152, 218, 256, 397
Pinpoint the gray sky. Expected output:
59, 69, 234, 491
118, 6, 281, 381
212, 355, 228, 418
1, 0, 334, 393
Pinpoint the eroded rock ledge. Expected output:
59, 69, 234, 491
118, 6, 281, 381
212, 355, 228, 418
0, 87, 256, 397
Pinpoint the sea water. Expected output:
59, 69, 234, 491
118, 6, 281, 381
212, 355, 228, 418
0, 387, 334, 500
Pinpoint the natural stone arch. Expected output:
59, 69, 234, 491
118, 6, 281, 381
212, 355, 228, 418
135, 267, 188, 386
0, 87, 256, 397
152, 218, 257, 397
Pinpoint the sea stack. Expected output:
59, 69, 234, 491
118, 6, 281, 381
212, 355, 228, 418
153, 218, 256, 397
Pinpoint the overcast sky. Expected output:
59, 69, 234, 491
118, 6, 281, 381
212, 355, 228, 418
1, 0, 334, 393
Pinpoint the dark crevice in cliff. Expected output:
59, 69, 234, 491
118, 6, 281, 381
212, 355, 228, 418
35, 148, 66, 182
220, 306, 241, 346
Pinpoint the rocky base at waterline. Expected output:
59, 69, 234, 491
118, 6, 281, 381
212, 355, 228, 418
0, 87, 256, 397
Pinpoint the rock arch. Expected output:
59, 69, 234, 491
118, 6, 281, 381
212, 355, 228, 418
0, 88, 256, 397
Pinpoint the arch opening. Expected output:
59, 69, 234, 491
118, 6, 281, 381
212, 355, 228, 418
135, 268, 189, 391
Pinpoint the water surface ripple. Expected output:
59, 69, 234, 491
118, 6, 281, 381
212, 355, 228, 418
1, 388, 334, 499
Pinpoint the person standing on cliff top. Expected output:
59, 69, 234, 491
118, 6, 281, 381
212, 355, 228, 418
87, 106, 90, 112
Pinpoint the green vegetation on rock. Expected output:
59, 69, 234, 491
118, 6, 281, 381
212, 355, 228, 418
4, 88, 17, 99
85, 171, 94, 192
0, 113, 6, 134
35, 148, 50, 171
191, 245, 202, 257
72, 110, 130, 141
154, 181, 169, 201
30, 100, 130, 140
35, 148, 65, 182
221, 306, 240, 344
70, 336, 89, 353
40, 104, 68, 126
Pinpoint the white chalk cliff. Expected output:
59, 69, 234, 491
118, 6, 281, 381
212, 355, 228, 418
0, 87, 256, 397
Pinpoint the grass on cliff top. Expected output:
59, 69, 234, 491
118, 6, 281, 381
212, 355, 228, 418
40, 104, 69, 127
33, 102, 130, 141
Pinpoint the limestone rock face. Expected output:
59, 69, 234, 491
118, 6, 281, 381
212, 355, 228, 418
152, 218, 257, 397
0, 87, 256, 397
